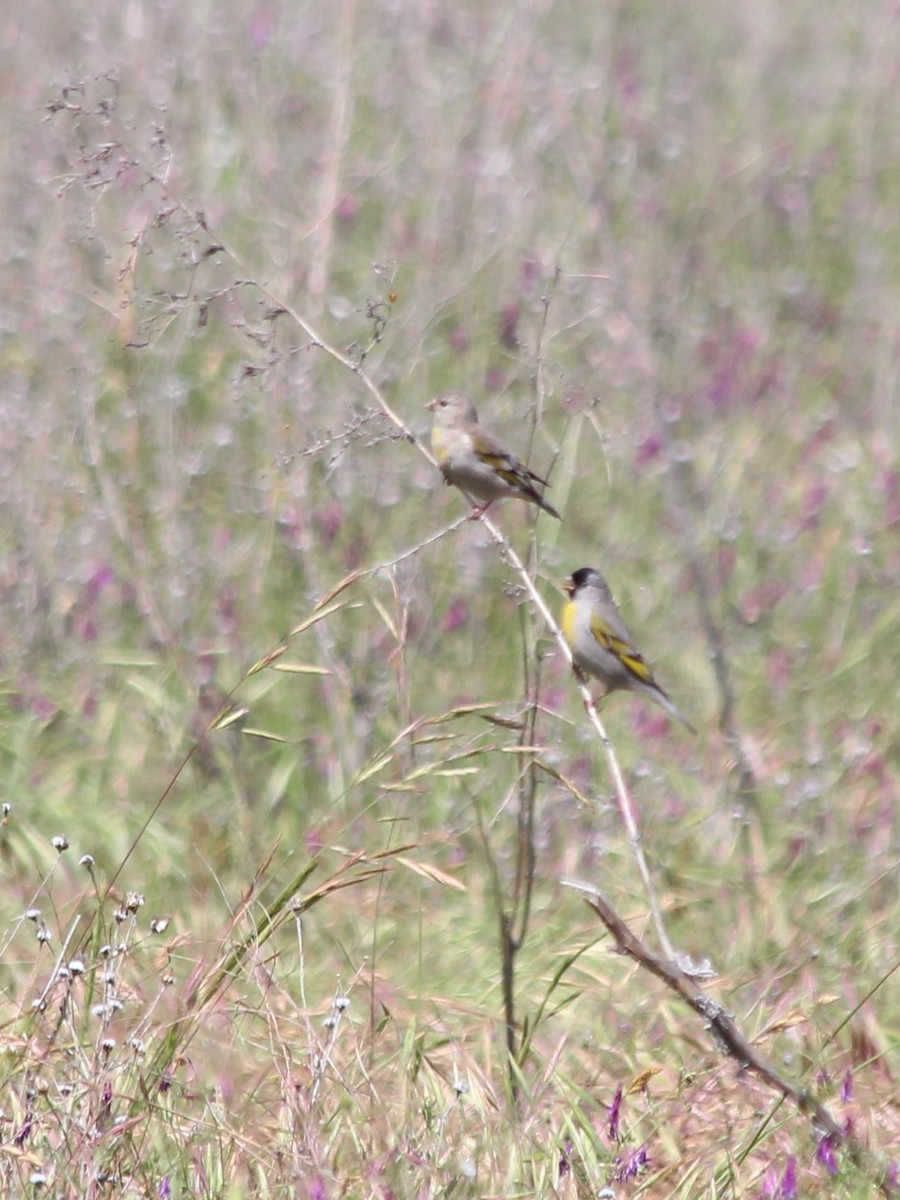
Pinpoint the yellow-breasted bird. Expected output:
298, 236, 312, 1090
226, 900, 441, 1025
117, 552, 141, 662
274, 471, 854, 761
561, 567, 695, 732
425, 392, 561, 520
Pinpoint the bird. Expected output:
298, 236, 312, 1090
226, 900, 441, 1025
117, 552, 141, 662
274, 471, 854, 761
425, 392, 561, 520
561, 566, 696, 733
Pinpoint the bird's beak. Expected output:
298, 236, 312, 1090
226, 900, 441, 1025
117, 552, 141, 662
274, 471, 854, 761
424, 398, 437, 412
562, 575, 575, 598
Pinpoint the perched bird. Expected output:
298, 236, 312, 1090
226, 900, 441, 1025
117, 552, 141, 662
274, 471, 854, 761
561, 567, 696, 733
425, 392, 561, 520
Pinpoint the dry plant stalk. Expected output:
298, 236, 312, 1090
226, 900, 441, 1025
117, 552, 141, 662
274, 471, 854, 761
577, 885, 895, 1197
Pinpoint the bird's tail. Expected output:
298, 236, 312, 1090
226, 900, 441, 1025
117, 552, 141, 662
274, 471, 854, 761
648, 683, 696, 735
538, 496, 562, 519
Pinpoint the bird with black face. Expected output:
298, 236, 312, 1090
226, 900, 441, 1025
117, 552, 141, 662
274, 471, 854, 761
561, 567, 695, 733
425, 392, 561, 520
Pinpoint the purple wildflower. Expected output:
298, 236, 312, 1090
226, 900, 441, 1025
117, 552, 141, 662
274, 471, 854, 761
816, 1134, 838, 1176
14, 1112, 33, 1147
780, 1156, 797, 1198
840, 1070, 853, 1102
85, 565, 115, 600
558, 1138, 572, 1177
632, 1145, 649, 1174
607, 1084, 623, 1141
635, 432, 663, 467
31, 694, 56, 720
76, 617, 98, 641
157, 1178, 171, 1199
334, 194, 358, 223
309, 1176, 326, 1200
611, 1144, 649, 1183
441, 599, 469, 632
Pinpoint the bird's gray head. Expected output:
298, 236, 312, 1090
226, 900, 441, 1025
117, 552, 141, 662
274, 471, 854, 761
564, 566, 611, 599
425, 392, 479, 427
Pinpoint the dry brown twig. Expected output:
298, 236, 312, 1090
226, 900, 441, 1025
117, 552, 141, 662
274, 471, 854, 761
569, 882, 895, 1196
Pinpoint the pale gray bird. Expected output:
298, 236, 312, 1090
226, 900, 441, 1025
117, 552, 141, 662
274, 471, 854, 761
425, 392, 561, 519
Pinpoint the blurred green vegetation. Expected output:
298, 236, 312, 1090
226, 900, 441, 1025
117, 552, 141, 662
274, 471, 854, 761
0, 0, 896, 1195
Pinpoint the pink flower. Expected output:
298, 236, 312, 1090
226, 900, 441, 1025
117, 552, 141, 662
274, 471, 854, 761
441, 600, 469, 632
335, 194, 358, 222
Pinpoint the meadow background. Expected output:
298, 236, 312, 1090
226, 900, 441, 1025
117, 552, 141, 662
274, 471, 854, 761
1, 0, 898, 1196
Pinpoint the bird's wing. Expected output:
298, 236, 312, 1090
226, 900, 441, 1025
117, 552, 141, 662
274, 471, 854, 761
471, 428, 550, 488
589, 611, 658, 689
471, 426, 514, 460
521, 461, 551, 486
